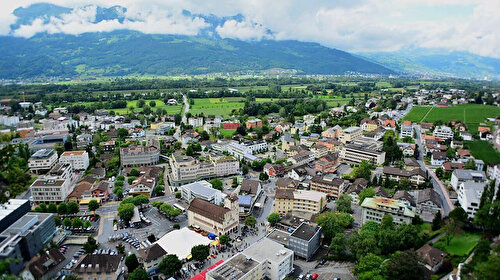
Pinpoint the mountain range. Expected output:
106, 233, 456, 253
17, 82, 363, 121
1, 3, 500, 80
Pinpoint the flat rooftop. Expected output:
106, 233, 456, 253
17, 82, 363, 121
0, 199, 29, 220
208, 253, 259, 280
243, 238, 292, 264
290, 223, 319, 241
266, 229, 291, 246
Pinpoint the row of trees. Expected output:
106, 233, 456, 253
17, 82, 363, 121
34, 201, 80, 215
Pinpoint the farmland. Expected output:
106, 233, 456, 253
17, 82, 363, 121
189, 98, 245, 117
111, 99, 183, 115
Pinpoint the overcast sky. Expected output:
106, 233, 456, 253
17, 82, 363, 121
2, 0, 500, 57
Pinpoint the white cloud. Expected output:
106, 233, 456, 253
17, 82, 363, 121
216, 19, 270, 41
2, 0, 500, 58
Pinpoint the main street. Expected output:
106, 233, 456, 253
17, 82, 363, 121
414, 125, 454, 215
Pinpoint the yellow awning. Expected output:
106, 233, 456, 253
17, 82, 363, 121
79, 198, 101, 205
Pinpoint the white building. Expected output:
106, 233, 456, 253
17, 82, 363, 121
457, 182, 484, 219
213, 156, 240, 177
180, 180, 223, 205
28, 148, 58, 174
433, 126, 454, 140
400, 121, 413, 138
341, 142, 386, 165
59, 151, 89, 171
450, 169, 487, 191
226, 140, 268, 159
339, 126, 362, 144
30, 163, 74, 203
188, 117, 204, 128
361, 197, 415, 225
0, 115, 20, 127
206, 238, 294, 280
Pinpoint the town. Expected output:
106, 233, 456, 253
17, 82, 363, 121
0, 78, 499, 280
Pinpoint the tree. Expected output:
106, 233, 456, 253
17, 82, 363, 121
259, 172, 269, 181
330, 233, 347, 259
47, 203, 57, 213
84, 220, 91, 228
267, 213, 280, 226
336, 194, 352, 213
191, 245, 209, 262
383, 250, 426, 280
210, 178, 223, 191
244, 216, 257, 227
443, 218, 463, 245
449, 206, 468, 225
359, 188, 375, 205
125, 254, 140, 272
219, 235, 229, 246
118, 203, 135, 223
465, 158, 476, 170
175, 192, 181, 199
57, 202, 68, 215
242, 165, 249, 175
353, 160, 372, 180
72, 217, 83, 228
117, 243, 125, 254
316, 212, 354, 243
88, 200, 99, 213
398, 178, 411, 191
129, 168, 140, 177
128, 176, 137, 184
432, 211, 443, 231
63, 217, 72, 227
435, 167, 444, 178
83, 236, 98, 254
117, 128, 129, 139
354, 253, 384, 280
474, 255, 500, 280
133, 195, 149, 207
159, 254, 182, 277
380, 214, 395, 231
232, 177, 238, 187
128, 268, 149, 280
67, 201, 79, 214
153, 185, 165, 196
149, 100, 157, 107
137, 99, 145, 108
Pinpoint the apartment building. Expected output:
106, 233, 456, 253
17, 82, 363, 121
30, 163, 74, 203
340, 142, 386, 165
28, 148, 58, 174
188, 117, 204, 128
361, 197, 415, 225
169, 155, 215, 186
120, 140, 160, 167
433, 126, 454, 140
138, 244, 166, 275
339, 126, 362, 144
382, 166, 427, 185
59, 150, 89, 170
213, 155, 240, 177
450, 169, 486, 191
360, 118, 379, 131
267, 222, 322, 261
72, 254, 124, 280
206, 238, 293, 280
246, 118, 262, 129
457, 181, 484, 219
187, 196, 239, 236
180, 180, 223, 204
400, 120, 413, 138
226, 140, 268, 159
309, 175, 345, 199
274, 189, 327, 214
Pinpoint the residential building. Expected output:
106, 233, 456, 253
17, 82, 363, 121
416, 244, 448, 274
309, 175, 345, 198
59, 150, 89, 170
28, 148, 58, 174
169, 155, 216, 186
450, 169, 487, 190
30, 163, 74, 203
206, 238, 293, 280
457, 181, 484, 218
322, 126, 341, 139
267, 222, 321, 261
100, 140, 115, 152
414, 188, 442, 217
360, 118, 379, 131
188, 117, 204, 128
281, 134, 296, 152
213, 155, 239, 177
76, 133, 92, 149
274, 189, 327, 214
400, 120, 413, 138
72, 254, 123, 280
340, 142, 386, 165
288, 150, 314, 166
187, 196, 239, 236
239, 180, 262, 215
433, 126, 454, 140
226, 140, 268, 159
246, 118, 262, 129
180, 180, 223, 205
0, 213, 56, 274
431, 151, 447, 166
382, 166, 427, 185
120, 140, 160, 167
361, 197, 415, 225
315, 153, 339, 174
138, 244, 166, 275
460, 131, 472, 141
263, 163, 286, 177
27, 248, 65, 279
223, 122, 240, 130
339, 126, 362, 144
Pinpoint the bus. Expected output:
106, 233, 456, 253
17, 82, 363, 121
173, 203, 186, 213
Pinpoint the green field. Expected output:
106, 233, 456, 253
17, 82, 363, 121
433, 233, 482, 256
189, 98, 244, 117
112, 99, 183, 114
465, 140, 500, 165
220, 128, 236, 137
404, 105, 500, 129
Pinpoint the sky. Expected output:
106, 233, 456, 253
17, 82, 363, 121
1, 0, 500, 58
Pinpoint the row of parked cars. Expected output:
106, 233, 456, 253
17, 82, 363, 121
64, 225, 97, 233
93, 248, 119, 255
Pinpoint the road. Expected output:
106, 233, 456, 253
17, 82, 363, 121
173, 94, 189, 142
414, 125, 454, 215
